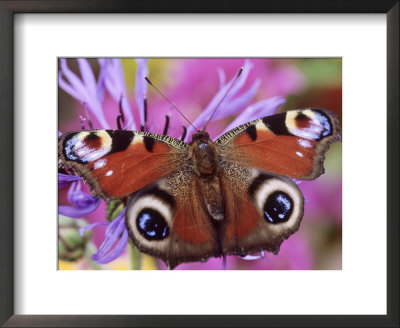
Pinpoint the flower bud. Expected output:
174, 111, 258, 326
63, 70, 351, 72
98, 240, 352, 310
58, 215, 92, 262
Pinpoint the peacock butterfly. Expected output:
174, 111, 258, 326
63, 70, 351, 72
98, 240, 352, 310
59, 84, 341, 269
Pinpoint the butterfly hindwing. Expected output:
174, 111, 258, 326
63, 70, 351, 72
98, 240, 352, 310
218, 165, 304, 256
216, 108, 341, 180
59, 130, 188, 200
125, 177, 220, 269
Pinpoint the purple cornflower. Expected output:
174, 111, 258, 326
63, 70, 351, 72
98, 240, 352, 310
58, 58, 290, 267
58, 180, 101, 218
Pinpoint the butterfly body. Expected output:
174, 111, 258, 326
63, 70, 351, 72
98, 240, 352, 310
59, 108, 340, 268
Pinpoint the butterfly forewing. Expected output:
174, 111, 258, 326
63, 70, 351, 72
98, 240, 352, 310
59, 129, 188, 200
216, 108, 341, 180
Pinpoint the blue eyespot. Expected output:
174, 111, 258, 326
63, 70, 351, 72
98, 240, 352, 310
136, 208, 169, 240
263, 191, 293, 224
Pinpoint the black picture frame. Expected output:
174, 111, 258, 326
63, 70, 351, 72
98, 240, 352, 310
0, 1, 398, 327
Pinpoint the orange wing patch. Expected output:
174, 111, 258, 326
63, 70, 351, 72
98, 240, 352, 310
87, 141, 174, 199
233, 133, 317, 179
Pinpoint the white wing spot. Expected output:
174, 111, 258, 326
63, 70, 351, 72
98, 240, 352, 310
94, 159, 106, 169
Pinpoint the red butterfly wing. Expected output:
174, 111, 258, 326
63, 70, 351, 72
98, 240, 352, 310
216, 109, 341, 180
59, 130, 188, 200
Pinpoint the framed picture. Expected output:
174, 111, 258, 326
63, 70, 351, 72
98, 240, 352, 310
1, 1, 398, 327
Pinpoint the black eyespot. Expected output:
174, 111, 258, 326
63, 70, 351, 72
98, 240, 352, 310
136, 208, 169, 240
263, 191, 293, 224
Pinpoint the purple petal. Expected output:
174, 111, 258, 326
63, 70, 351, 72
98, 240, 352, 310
59, 58, 87, 97
90, 209, 128, 264
217, 68, 226, 89
67, 181, 98, 207
221, 59, 253, 104
58, 71, 81, 100
59, 181, 101, 218
185, 60, 254, 140
78, 222, 109, 236
78, 59, 98, 96
96, 59, 107, 103
100, 59, 119, 96
213, 79, 260, 120
100, 59, 136, 130
92, 229, 128, 264
218, 96, 285, 137
58, 198, 101, 218
135, 59, 149, 127
58, 173, 81, 189
99, 211, 126, 254
59, 59, 109, 129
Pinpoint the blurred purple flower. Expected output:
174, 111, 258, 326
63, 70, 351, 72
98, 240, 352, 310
59, 58, 109, 129
86, 208, 129, 264
218, 96, 286, 138
58, 173, 81, 189
59, 181, 101, 218
135, 59, 149, 128
99, 59, 136, 130
59, 58, 150, 264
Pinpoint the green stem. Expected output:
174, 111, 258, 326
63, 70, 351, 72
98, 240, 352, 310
128, 240, 141, 270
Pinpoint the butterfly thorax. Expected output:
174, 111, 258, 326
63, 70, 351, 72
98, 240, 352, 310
190, 131, 219, 177
189, 131, 224, 221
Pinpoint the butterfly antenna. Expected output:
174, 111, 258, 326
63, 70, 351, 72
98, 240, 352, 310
144, 76, 198, 132
202, 67, 243, 132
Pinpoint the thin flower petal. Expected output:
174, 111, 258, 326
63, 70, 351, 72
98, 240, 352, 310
78, 222, 109, 236
77, 58, 98, 97
90, 209, 128, 264
59, 181, 101, 218
58, 173, 81, 189
58, 198, 101, 218
59, 58, 87, 97
218, 96, 285, 137
98, 212, 126, 255
93, 229, 129, 264
59, 58, 109, 129
101, 59, 136, 129
67, 181, 97, 207
185, 60, 254, 140
135, 58, 149, 127
217, 68, 226, 89
213, 79, 260, 120
58, 71, 81, 100
96, 59, 107, 103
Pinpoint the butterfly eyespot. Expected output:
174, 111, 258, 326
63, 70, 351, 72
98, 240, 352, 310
126, 186, 175, 245
263, 191, 293, 224
249, 173, 304, 228
136, 208, 169, 240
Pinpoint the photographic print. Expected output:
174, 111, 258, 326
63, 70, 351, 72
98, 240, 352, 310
58, 58, 342, 270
